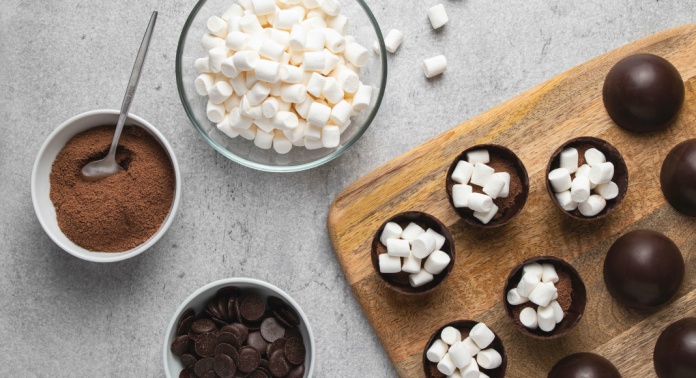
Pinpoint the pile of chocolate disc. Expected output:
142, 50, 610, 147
171, 287, 306, 378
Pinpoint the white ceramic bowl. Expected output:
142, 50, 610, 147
31, 109, 181, 263
163, 278, 315, 378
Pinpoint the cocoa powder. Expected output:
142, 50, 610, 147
50, 125, 175, 252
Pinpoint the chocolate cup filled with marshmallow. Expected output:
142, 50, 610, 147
446, 144, 530, 228
371, 212, 455, 295
546, 137, 629, 220
503, 256, 587, 340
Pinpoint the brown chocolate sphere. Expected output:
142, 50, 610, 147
654, 318, 696, 378
603, 230, 684, 310
661, 139, 696, 216
603, 54, 684, 133
548, 353, 621, 378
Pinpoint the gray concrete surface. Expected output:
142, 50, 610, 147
1, 0, 694, 376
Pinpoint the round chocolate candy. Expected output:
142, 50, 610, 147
603, 54, 684, 133
661, 139, 696, 216
654, 318, 696, 378
603, 230, 684, 310
548, 352, 621, 378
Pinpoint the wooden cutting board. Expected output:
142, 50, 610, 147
327, 24, 696, 378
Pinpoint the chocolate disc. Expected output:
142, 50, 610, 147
654, 318, 696, 378
180, 354, 197, 368
192, 319, 216, 334
201, 371, 217, 378
287, 364, 305, 378
269, 349, 292, 377
267, 338, 287, 357
247, 331, 269, 355
259, 359, 270, 371
240, 295, 266, 322
230, 323, 249, 344
220, 325, 243, 341
208, 299, 222, 319
228, 297, 238, 323
238, 346, 261, 373
179, 368, 195, 378
661, 139, 696, 216
260, 318, 286, 343
195, 333, 218, 358
217, 332, 241, 351
277, 308, 299, 327
217, 286, 241, 300
214, 353, 237, 378
171, 335, 192, 357
604, 230, 684, 310
284, 337, 306, 365
212, 317, 230, 327
548, 353, 621, 378
248, 371, 268, 378
218, 295, 230, 320
188, 329, 200, 341
194, 357, 215, 377
603, 54, 685, 133
180, 309, 195, 325
215, 343, 239, 365
178, 316, 196, 336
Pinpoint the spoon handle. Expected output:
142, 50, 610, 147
107, 11, 158, 159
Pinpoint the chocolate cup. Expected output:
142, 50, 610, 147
503, 256, 587, 340
422, 320, 507, 378
445, 144, 530, 228
545, 137, 629, 220
371, 212, 455, 295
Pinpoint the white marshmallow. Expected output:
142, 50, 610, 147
528, 282, 557, 307
474, 203, 498, 225
223, 94, 242, 111
319, 0, 341, 16
537, 304, 556, 332
470, 323, 495, 349
195, 57, 211, 73
560, 147, 579, 173
208, 82, 234, 104
327, 14, 348, 35
476, 349, 502, 370
401, 222, 425, 241
452, 185, 473, 208
324, 28, 346, 53
438, 354, 457, 376
241, 95, 263, 119
548, 282, 559, 300
428, 4, 449, 29
467, 193, 493, 213
462, 337, 480, 357
578, 195, 606, 217
258, 39, 285, 62
570, 175, 591, 203
274, 9, 301, 30
307, 102, 331, 126
441, 326, 462, 345
330, 100, 353, 127
495, 173, 511, 198
229, 108, 253, 129
222, 4, 245, 21
351, 82, 372, 110
229, 74, 249, 96
585, 148, 606, 167
482, 173, 506, 199
303, 51, 326, 71
322, 77, 344, 104
303, 122, 322, 140
288, 5, 306, 21
237, 124, 257, 140
409, 268, 434, 288
306, 72, 327, 97
239, 14, 264, 34
255, 60, 282, 83
304, 137, 324, 150
401, 252, 422, 274
280, 83, 307, 103
277, 98, 292, 111
254, 128, 274, 149
246, 81, 271, 106
466, 150, 489, 165
209, 47, 229, 73
541, 263, 559, 284
412, 233, 436, 259
522, 263, 543, 278
423, 55, 447, 78
470, 163, 495, 187
280, 65, 304, 84
271, 111, 299, 131
303, 0, 320, 8
452, 161, 474, 184
284, 118, 307, 142
273, 132, 293, 154
386, 238, 410, 257
384, 29, 404, 53
479, 373, 490, 378
305, 29, 326, 52
378, 254, 401, 274
344, 42, 370, 67
321, 49, 340, 75
233, 50, 260, 71
507, 288, 529, 305
221, 57, 240, 78
207, 100, 226, 123
195, 74, 215, 96
575, 163, 597, 188
207, 16, 229, 38
334, 68, 359, 94
548, 168, 572, 193
596, 182, 619, 200
589, 162, 614, 185
288, 24, 308, 51
227, 16, 243, 33
460, 358, 479, 378
262, 97, 280, 118
425, 229, 446, 250
427, 339, 449, 363
449, 342, 472, 370
252, 0, 276, 15
517, 272, 540, 298
202, 33, 226, 51
321, 125, 340, 148
520, 307, 538, 329
550, 300, 564, 324
424, 250, 450, 275
555, 190, 578, 211
245, 32, 265, 53
301, 16, 327, 31
217, 116, 238, 139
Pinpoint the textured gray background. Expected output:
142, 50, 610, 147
1, 0, 694, 377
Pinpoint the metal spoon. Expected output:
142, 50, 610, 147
81, 11, 158, 182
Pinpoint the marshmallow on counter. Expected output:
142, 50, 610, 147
195, 74, 215, 96
233, 50, 260, 71
427, 339, 449, 363
202, 33, 226, 51
467, 150, 490, 165
460, 358, 479, 378
280, 83, 307, 103
578, 195, 606, 217
462, 337, 480, 357
554, 190, 578, 211
262, 97, 280, 118
425, 228, 446, 250
321, 125, 340, 148
482, 173, 506, 199
517, 272, 540, 298
537, 304, 556, 332
550, 300, 564, 323
452, 185, 473, 208
541, 263, 559, 284
384, 29, 404, 53
412, 233, 436, 259
448, 342, 472, 370
522, 262, 543, 278
585, 148, 606, 167
208, 82, 234, 104
570, 175, 591, 203
254, 128, 275, 149
428, 4, 449, 29
424, 250, 450, 275
402, 252, 422, 274
470, 163, 495, 187
378, 254, 401, 274
473, 203, 498, 225
506, 288, 529, 305
452, 161, 474, 184
470, 323, 495, 350
528, 282, 557, 308
437, 354, 457, 376
207, 100, 226, 123
344, 42, 369, 67
441, 326, 462, 345
595, 182, 619, 200
519, 307, 538, 329
548, 168, 572, 193
196, 57, 211, 74
273, 132, 293, 154
380, 222, 403, 245
229, 108, 253, 129
560, 147, 579, 174
496, 173, 511, 198
401, 222, 425, 241
423, 55, 447, 78
307, 102, 331, 126
409, 268, 434, 288
589, 162, 614, 185
477, 349, 502, 370
467, 193, 493, 213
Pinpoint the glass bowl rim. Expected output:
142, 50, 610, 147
175, 0, 388, 173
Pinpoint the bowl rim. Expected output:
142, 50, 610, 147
30, 109, 182, 263
162, 277, 316, 378
175, 0, 388, 173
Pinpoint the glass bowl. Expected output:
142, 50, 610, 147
176, 0, 387, 172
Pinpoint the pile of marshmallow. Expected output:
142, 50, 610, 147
377, 221, 451, 288
506, 262, 564, 333
450, 150, 511, 225
427, 323, 502, 377
194, 0, 374, 154
548, 147, 619, 217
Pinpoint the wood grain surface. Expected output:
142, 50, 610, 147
327, 24, 696, 378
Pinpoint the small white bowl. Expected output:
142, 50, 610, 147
163, 278, 315, 378
31, 109, 181, 263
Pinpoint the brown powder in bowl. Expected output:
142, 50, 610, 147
49, 125, 175, 252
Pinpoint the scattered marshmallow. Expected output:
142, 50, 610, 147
402, 252, 422, 274
519, 307, 538, 329
470, 323, 495, 349
555, 190, 578, 211
549, 168, 572, 193
452, 185, 473, 208
428, 4, 449, 29
409, 268, 434, 288
537, 304, 556, 332
424, 250, 450, 275
425, 229, 446, 250
384, 29, 404, 53
470, 163, 495, 187
477, 349, 502, 370
578, 195, 606, 217
584, 148, 606, 167
570, 175, 591, 203
452, 161, 475, 184
423, 55, 447, 78
467, 193, 493, 213
449, 342, 472, 369
401, 222, 425, 241
507, 288, 529, 305
560, 147, 579, 173
595, 182, 619, 200
378, 254, 401, 274
427, 339, 449, 363
474, 203, 498, 225
541, 263, 559, 284
589, 162, 614, 185
441, 326, 462, 345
